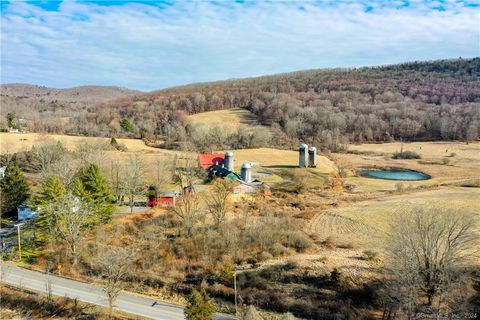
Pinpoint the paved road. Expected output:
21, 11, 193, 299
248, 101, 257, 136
1, 265, 236, 320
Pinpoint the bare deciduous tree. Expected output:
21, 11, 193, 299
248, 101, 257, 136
95, 245, 136, 317
170, 192, 204, 237
75, 141, 108, 168
30, 140, 67, 174
124, 154, 145, 214
49, 192, 92, 265
108, 161, 126, 204
387, 207, 479, 317
205, 178, 233, 230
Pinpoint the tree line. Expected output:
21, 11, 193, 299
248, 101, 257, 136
2, 58, 479, 151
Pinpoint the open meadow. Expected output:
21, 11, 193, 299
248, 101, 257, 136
187, 108, 259, 133
331, 141, 480, 192
309, 187, 480, 249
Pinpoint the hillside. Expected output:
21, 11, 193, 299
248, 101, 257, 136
0, 83, 142, 103
0, 84, 142, 135
2, 58, 479, 148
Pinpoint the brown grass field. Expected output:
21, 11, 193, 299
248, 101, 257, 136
0, 132, 162, 154
233, 147, 336, 173
309, 187, 480, 250
332, 141, 480, 192
187, 108, 259, 133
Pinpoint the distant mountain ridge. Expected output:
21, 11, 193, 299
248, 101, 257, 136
0, 83, 142, 104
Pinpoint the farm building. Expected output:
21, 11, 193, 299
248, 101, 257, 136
158, 193, 178, 207
208, 164, 242, 181
147, 187, 179, 207
198, 153, 225, 169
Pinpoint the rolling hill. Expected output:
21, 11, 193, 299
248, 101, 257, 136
1, 58, 479, 149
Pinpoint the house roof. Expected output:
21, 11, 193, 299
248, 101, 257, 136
159, 192, 178, 198
198, 153, 225, 169
208, 164, 242, 180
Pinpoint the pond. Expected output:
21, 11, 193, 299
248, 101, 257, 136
360, 169, 431, 181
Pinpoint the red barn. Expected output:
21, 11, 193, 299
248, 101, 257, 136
158, 193, 178, 207
198, 153, 225, 169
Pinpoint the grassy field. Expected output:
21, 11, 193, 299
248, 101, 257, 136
234, 147, 336, 173
309, 187, 480, 249
187, 108, 259, 133
0, 132, 164, 154
332, 141, 480, 192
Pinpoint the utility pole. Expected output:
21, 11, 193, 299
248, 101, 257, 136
234, 269, 237, 314
17, 224, 22, 260
234, 265, 242, 315
15, 223, 24, 261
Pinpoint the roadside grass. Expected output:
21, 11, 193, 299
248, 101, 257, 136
0, 285, 130, 319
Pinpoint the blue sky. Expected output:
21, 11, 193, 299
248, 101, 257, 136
1, 1, 479, 91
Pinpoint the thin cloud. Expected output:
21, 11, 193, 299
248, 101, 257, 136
1, 1, 478, 91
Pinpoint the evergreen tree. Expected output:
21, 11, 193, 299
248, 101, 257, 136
110, 137, 119, 150
7, 112, 17, 129
184, 288, 216, 320
120, 118, 133, 132
32, 175, 65, 244
0, 162, 30, 223
78, 164, 115, 223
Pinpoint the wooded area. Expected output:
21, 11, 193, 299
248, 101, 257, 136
2, 58, 479, 151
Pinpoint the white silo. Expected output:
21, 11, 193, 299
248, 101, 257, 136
308, 146, 317, 168
225, 151, 234, 171
299, 143, 308, 168
241, 163, 252, 183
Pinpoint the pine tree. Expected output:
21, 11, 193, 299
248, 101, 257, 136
0, 162, 30, 224
7, 112, 17, 129
120, 118, 133, 132
184, 288, 216, 320
32, 175, 65, 244
78, 164, 115, 223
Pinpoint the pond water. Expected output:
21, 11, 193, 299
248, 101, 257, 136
361, 169, 431, 181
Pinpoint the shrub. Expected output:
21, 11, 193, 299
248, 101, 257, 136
324, 236, 337, 249
258, 251, 273, 261
362, 250, 379, 261
392, 151, 421, 159
337, 241, 355, 249
329, 268, 342, 285
338, 166, 349, 178
269, 243, 288, 257
450, 152, 456, 157
395, 182, 406, 192
442, 157, 450, 165
460, 178, 480, 188
283, 260, 299, 271
284, 231, 313, 252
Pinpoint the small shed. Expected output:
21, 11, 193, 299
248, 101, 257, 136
159, 193, 178, 207
18, 204, 38, 221
198, 153, 225, 169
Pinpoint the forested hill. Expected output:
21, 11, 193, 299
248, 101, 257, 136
3, 58, 480, 150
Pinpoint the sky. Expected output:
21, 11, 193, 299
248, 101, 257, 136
1, 0, 479, 91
